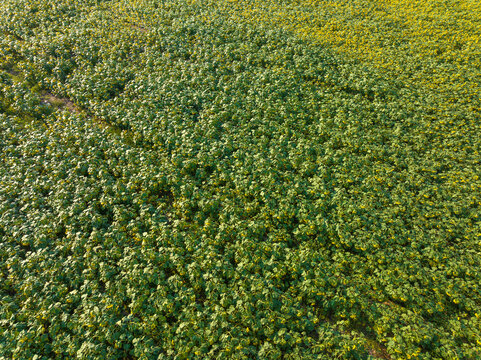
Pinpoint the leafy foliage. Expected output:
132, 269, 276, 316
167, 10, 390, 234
0, 0, 480, 359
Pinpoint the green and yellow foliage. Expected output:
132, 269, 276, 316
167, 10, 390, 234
0, 0, 480, 359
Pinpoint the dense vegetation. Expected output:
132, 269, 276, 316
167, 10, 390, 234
1, 0, 480, 358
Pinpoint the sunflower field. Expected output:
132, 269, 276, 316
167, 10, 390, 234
0, 0, 480, 359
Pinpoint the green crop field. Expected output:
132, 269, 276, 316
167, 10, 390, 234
1, 0, 480, 359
